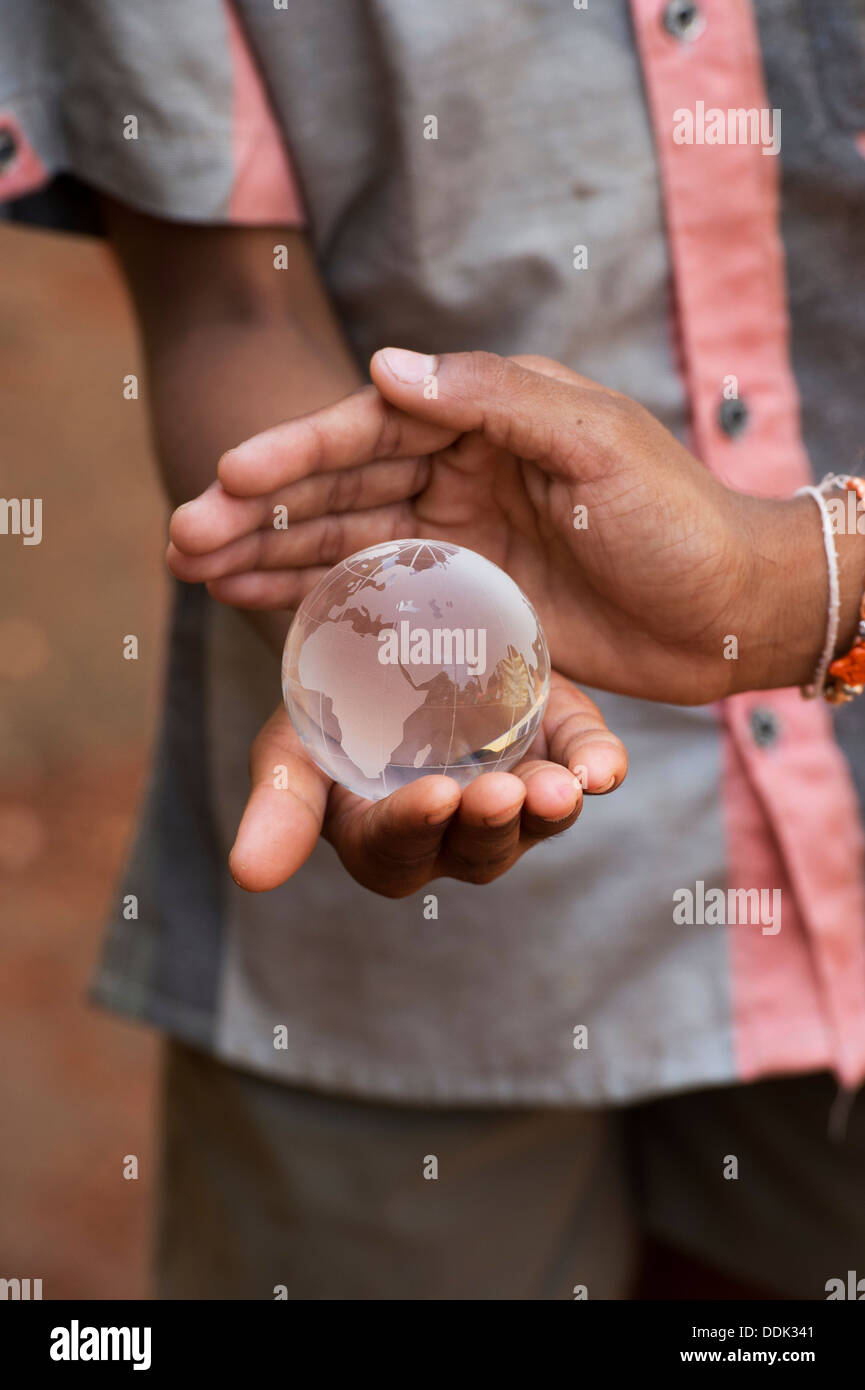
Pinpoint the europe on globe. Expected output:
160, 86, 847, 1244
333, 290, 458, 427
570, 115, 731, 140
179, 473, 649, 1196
282, 539, 551, 800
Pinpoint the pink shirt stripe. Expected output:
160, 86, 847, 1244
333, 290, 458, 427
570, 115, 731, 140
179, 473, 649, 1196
224, 1, 306, 226
0, 113, 47, 202
630, 0, 865, 1087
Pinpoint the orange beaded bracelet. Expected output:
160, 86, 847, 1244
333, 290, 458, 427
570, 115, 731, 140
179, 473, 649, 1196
824, 476, 865, 705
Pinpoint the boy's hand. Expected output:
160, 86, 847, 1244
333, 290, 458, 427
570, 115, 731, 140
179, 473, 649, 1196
169, 349, 836, 705
231, 673, 625, 896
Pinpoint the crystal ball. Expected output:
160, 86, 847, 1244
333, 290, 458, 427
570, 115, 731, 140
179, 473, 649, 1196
282, 539, 551, 800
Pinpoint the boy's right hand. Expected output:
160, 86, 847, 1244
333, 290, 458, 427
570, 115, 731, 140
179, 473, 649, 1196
168, 349, 840, 706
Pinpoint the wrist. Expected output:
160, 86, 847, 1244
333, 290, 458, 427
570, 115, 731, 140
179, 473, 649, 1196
730, 490, 865, 695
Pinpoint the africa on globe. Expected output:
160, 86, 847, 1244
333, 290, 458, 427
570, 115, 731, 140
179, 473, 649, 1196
282, 539, 551, 800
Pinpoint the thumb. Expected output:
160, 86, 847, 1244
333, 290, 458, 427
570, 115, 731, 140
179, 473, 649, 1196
370, 347, 614, 478
230, 707, 330, 892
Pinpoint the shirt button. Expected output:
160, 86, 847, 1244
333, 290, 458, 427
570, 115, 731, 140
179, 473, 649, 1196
0, 127, 18, 171
750, 707, 781, 749
662, 0, 706, 42
719, 396, 749, 439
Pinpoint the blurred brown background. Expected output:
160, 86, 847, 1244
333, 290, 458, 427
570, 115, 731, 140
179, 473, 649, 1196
0, 223, 167, 1298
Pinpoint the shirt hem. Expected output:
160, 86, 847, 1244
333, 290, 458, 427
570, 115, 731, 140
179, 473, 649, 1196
91, 971, 842, 1110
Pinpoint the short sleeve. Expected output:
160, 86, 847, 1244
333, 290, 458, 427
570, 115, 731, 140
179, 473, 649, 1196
0, 0, 306, 229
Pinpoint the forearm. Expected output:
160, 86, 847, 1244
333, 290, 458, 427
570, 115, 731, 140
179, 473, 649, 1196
144, 319, 359, 506
101, 203, 362, 655
148, 320, 360, 652
153, 322, 360, 654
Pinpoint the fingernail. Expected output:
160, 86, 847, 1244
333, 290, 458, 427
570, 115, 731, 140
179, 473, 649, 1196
426, 803, 457, 826
539, 782, 581, 823
483, 803, 523, 827
572, 775, 586, 794
571, 764, 589, 789
594, 774, 617, 794
380, 347, 437, 384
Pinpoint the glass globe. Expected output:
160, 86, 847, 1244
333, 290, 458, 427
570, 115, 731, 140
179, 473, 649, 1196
282, 539, 551, 800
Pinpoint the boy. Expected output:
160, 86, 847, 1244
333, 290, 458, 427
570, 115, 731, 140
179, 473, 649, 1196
3, 0, 865, 1298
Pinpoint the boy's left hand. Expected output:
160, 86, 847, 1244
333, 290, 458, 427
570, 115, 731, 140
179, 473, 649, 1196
230, 672, 625, 896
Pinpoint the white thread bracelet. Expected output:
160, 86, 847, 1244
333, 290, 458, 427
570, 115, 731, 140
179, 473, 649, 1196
795, 481, 841, 699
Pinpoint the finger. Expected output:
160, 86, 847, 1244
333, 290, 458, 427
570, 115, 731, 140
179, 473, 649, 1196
229, 707, 331, 892
205, 569, 327, 609
218, 383, 456, 498
170, 457, 431, 558
370, 347, 622, 478
438, 771, 528, 884
514, 759, 584, 836
170, 480, 270, 556
167, 532, 265, 583
324, 774, 462, 898
169, 501, 416, 583
542, 675, 628, 794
